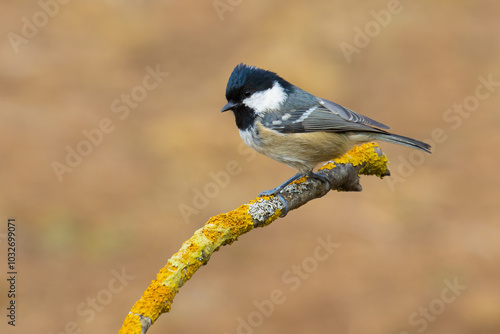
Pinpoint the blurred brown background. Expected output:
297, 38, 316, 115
1, 1, 499, 333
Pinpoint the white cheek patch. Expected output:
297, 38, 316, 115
242, 81, 287, 114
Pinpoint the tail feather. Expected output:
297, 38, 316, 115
374, 133, 432, 153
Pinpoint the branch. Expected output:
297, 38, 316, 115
119, 142, 389, 334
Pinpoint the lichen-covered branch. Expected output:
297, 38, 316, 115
119, 142, 389, 334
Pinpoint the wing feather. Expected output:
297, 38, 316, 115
265, 97, 391, 134
317, 98, 391, 130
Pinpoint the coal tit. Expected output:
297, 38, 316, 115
221, 64, 431, 196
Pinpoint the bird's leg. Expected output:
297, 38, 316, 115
259, 171, 331, 197
259, 172, 331, 218
259, 172, 305, 197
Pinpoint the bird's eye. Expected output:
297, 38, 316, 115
243, 90, 252, 97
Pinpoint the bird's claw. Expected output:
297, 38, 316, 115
276, 194, 289, 217
306, 172, 331, 191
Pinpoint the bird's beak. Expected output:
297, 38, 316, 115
221, 101, 237, 113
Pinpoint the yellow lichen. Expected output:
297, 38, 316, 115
291, 175, 308, 185
119, 204, 257, 334
119, 314, 142, 334
119, 142, 389, 334
124, 283, 174, 326
261, 208, 282, 227
320, 142, 388, 177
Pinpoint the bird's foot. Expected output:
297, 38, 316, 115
258, 172, 330, 217
305, 171, 331, 191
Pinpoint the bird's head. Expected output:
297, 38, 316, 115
221, 64, 292, 116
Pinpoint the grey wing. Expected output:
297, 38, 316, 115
317, 98, 390, 130
266, 97, 391, 133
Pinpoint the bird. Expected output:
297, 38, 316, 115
221, 63, 431, 198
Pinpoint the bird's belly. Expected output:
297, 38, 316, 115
241, 124, 363, 172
